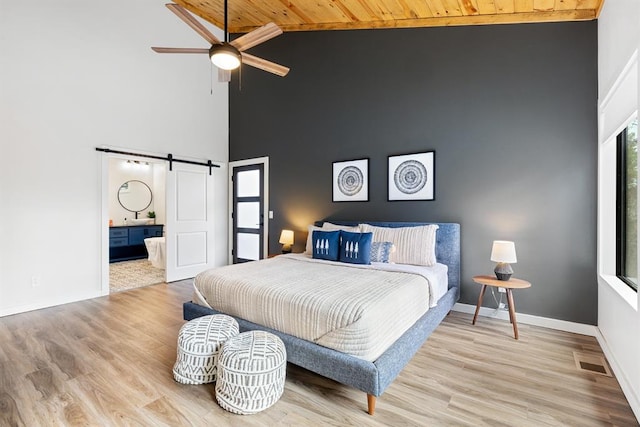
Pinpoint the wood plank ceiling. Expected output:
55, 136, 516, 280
174, 0, 604, 34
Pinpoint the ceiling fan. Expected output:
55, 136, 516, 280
152, 2, 289, 81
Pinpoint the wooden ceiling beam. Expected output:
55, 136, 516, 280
171, 0, 602, 35
231, 8, 596, 33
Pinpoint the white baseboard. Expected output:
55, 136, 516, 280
594, 329, 640, 422
0, 291, 102, 318
452, 303, 598, 336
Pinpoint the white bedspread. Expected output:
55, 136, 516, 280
193, 254, 448, 361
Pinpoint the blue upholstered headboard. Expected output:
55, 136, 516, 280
314, 221, 460, 290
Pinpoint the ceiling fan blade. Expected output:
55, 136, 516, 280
231, 23, 282, 52
241, 52, 289, 77
218, 69, 231, 82
152, 47, 209, 54
166, 3, 221, 45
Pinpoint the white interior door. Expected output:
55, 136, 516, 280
165, 162, 216, 282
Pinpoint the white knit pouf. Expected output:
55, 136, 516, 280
216, 331, 287, 415
173, 314, 239, 385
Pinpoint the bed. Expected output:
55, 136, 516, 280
183, 221, 460, 415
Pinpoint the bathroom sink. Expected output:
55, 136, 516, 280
128, 218, 154, 225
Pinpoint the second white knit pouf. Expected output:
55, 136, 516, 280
216, 330, 287, 414
173, 314, 239, 385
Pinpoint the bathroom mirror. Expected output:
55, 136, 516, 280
118, 180, 152, 214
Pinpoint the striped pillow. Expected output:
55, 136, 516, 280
359, 224, 439, 266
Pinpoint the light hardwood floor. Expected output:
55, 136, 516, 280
1, 281, 637, 426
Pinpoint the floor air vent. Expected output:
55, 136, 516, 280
573, 352, 612, 377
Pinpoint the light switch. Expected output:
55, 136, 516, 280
268, 211, 274, 219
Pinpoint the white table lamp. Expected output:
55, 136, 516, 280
279, 230, 294, 253
491, 240, 517, 281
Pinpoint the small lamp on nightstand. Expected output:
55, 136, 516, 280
491, 240, 517, 281
279, 229, 294, 254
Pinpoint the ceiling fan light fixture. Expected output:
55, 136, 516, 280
209, 44, 241, 70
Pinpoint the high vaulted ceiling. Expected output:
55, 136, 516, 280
174, 0, 604, 34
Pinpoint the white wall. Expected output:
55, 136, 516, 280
597, 0, 640, 420
0, 0, 229, 315
108, 158, 161, 225
598, 0, 640, 102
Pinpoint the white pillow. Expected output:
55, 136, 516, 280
321, 222, 360, 232
359, 223, 439, 266
304, 225, 323, 254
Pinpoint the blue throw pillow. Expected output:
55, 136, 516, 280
311, 230, 340, 261
339, 231, 373, 265
370, 241, 393, 263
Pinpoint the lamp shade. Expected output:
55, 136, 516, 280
490, 240, 517, 263
279, 230, 294, 246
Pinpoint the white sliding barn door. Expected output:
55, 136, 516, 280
165, 163, 216, 282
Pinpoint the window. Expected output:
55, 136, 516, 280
617, 118, 638, 291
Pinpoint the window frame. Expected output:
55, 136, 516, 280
616, 122, 639, 292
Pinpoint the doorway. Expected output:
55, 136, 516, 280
101, 151, 222, 295
106, 157, 167, 293
229, 157, 269, 263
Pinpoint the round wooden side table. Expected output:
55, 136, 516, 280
472, 275, 531, 339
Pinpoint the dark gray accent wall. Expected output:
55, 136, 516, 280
229, 22, 598, 325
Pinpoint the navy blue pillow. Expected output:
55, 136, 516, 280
339, 231, 373, 265
311, 230, 340, 261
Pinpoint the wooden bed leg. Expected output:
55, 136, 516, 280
367, 394, 376, 415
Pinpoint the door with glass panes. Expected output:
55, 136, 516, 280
231, 163, 264, 263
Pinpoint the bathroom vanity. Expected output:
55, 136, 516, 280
109, 224, 164, 263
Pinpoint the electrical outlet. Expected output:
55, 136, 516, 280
498, 287, 506, 293
31, 276, 41, 288
498, 302, 505, 309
